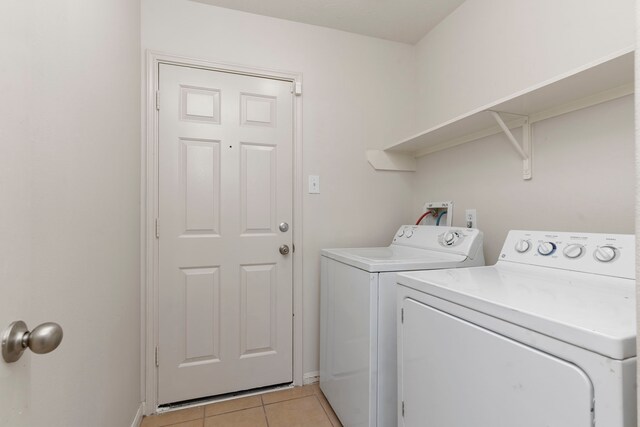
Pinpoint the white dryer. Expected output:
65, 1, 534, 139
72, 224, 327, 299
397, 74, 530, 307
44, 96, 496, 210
320, 225, 485, 427
397, 230, 636, 427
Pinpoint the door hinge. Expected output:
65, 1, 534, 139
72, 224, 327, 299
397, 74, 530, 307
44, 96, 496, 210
155, 90, 160, 110
401, 308, 404, 323
293, 81, 302, 96
402, 401, 405, 417
155, 218, 160, 238
155, 346, 159, 367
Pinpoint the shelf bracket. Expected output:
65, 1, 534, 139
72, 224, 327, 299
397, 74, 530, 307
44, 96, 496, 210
489, 111, 532, 180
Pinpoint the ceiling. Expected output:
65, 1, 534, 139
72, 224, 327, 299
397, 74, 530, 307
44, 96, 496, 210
191, 0, 465, 44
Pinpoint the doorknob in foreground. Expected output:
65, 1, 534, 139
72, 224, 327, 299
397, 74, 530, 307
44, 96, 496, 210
2, 321, 63, 363
279, 245, 290, 255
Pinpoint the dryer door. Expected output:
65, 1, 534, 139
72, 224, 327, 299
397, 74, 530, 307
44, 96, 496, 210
399, 298, 594, 427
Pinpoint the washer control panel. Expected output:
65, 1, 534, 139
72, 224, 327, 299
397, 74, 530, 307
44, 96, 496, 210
501, 230, 634, 279
392, 225, 484, 259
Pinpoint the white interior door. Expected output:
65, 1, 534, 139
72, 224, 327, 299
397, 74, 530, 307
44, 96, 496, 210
399, 298, 594, 427
158, 64, 294, 404
0, 107, 31, 427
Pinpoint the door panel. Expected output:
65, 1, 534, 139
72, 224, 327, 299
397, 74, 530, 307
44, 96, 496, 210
400, 297, 594, 427
240, 264, 277, 357
158, 64, 293, 404
182, 267, 220, 364
181, 139, 220, 235
240, 143, 276, 234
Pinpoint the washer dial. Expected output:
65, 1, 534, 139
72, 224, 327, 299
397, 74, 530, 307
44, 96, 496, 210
563, 244, 584, 259
537, 242, 557, 256
443, 231, 461, 246
514, 239, 531, 253
594, 245, 617, 263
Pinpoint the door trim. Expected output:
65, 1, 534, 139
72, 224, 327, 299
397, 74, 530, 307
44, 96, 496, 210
142, 50, 304, 414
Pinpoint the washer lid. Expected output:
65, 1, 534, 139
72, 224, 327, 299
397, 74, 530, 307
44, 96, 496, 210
321, 246, 468, 272
397, 263, 636, 359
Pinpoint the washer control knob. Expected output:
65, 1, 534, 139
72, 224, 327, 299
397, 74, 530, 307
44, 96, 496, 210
563, 244, 584, 259
537, 242, 557, 256
594, 245, 617, 263
397, 229, 405, 237
514, 240, 531, 253
443, 231, 460, 246
405, 229, 414, 238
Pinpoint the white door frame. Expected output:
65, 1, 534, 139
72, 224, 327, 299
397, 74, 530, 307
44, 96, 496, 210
142, 50, 304, 413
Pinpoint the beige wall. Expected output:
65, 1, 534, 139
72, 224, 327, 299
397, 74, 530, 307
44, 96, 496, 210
413, 95, 635, 264
0, 1, 142, 426
412, 0, 636, 263
635, 1, 640, 421
142, 0, 417, 378
415, 0, 635, 130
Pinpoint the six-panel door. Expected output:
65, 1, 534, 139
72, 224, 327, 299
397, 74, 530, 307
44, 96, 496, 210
158, 64, 293, 404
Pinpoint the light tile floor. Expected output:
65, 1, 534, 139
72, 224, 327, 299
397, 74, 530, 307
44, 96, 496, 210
140, 384, 343, 427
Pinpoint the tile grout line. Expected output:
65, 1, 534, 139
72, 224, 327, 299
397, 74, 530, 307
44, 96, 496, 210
312, 394, 337, 427
260, 394, 271, 427
312, 389, 341, 427
263, 394, 316, 407
159, 386, 336, 427
261, 402, 271, 427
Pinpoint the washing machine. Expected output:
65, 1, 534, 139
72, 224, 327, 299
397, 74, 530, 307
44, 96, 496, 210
320, 225, 485, 427
397, 230, 636, 427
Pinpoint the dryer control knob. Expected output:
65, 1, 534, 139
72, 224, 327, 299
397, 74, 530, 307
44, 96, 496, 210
443, 231, 460, 246
563, 244, 584, 259
514, 240, 531, 253
405, 229, 414, 238
397, 229, 405, 237
594, 245, 617, 263
537, 242, 557, 256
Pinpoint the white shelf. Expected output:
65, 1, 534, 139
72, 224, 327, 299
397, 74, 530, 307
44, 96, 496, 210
368, 49, 634, 174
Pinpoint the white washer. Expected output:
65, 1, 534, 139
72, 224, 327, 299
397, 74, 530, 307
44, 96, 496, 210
397, 230, 636, 427
320, 225, 485, 427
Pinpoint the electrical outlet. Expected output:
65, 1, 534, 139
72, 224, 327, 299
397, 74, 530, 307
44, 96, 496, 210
465, 209, 477, 229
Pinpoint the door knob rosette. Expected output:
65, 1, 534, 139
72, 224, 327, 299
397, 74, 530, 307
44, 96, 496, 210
2, 320, 63, 363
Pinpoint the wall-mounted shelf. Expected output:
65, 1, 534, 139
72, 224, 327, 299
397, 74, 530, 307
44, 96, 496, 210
368, 48, 634, 178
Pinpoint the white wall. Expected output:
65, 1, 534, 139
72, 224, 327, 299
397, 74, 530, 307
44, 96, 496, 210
0, 1, 141, 426
415, 0, 635, 129
635, 1, 640, 420
142, 0, 417, 379
414, 96, 635, 263
413, 0, 636, 263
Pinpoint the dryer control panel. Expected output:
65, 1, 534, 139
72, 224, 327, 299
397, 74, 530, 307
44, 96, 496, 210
499, 230, 635, 279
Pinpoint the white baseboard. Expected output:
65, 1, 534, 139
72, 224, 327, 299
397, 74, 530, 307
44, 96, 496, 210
131, 403, 144, 427
303, 371, 319, 385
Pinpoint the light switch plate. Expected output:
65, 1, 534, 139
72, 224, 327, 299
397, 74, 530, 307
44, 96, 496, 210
308, 175, 320, 194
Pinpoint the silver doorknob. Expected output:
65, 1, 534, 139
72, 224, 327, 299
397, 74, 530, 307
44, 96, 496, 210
2, 320, 63, 363
279, 245, 290, 255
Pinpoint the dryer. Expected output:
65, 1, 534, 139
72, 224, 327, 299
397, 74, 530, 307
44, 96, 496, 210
320, 225, 485, 427
396, 230, 636, 427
